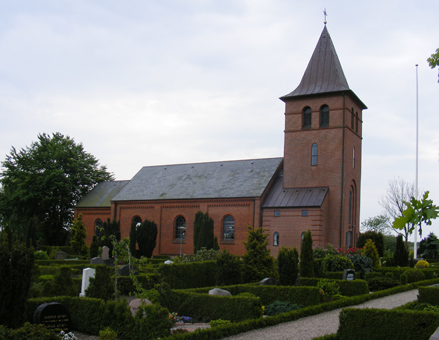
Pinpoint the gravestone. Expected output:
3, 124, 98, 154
208, 288, 231, 296
260, 277, 278, 285
90, 257, 105, 265
101, 246, 110, 260
164, 260, 173, 264
343, 269, 355, 281
118, 265, 138, 276
129, 299, 152, 316
55, 251, 68, 260
79, 267, 96, 297
33, 302, 70, 331
104, 257, 115, 267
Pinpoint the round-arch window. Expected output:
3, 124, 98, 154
132, 216, 142, 227
223, 215, 235, 240
175, 216, 186, 239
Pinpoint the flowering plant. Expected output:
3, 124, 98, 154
179, 316, 193, 323
169, 312, 178, 324
337, 247, 364, 256
59, 331, 78, 340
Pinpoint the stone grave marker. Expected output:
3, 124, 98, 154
55, 251, 68, 260
101, 246, 110, 260
259, 277, 278, 285
90, 257, 105, 265
343, 269, 355, 281
129, 299, 152, 316
79, 267, 96, 297
208, 288, 231, 296
33, 302, 70, 331
118, 265, 138, 276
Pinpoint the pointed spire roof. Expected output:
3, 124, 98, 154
281, 26, 366, 109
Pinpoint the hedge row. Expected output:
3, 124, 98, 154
157, 261, 217, 289
182, 284, 322, 307
337, 308, 439, 340
160, 278, 439, 340
299, 278, 369, 297
35, 260, 91, 267
26, 296, 172, 340
418, 286, 439, 306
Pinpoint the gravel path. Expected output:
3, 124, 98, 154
221, 289, 419, 340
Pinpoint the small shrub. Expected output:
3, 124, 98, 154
264, 300, 302, 316
210, 319, 231, 328
364, 239, 381, 268
401, 268, 426, 284
321, 255, 354, 272
367, 276, 400, 291
347, 254, 372, 278
99, 327, 117, 340
317, 279, 340, 302
10, 322, 59, 339
86, 265, 114, 300
34, 250, 49, 260
415, 260, 430, 268
216, 250, 242, 285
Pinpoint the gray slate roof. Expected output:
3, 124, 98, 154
77, 180, 129, 208
111, 158, 283, 202
280, 26, 367, 109
262, 175, 328, 208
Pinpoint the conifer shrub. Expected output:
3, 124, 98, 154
52, 266, 78, 296
300, 230, 315, 278
356, 231, 384, 257
363, 239, 381, 269
278, 246, 299, 285
85, 265, 114, 300
394, 235, 409, 267
415, 260, 430, 269
216, 250, 242, 285
89, 235, 99, 259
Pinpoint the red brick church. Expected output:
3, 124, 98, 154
75, 25, 367, 257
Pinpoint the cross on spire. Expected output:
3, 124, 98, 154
323, 9, 328, 25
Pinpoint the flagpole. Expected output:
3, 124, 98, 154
414, 64, 419, 259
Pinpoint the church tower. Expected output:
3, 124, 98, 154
280, 25, 367, 247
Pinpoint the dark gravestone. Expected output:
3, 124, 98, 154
90, 257, 105, 265
33, 302, 70, 331
343, 269, 355, 281
118, 265, 138, 276
55, 251, 68, 260
259, 277, 278, 285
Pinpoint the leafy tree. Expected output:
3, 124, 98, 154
0, 133, 113, 245
136, 219, 158, 258
242, 226, 276, 283
427, 48, 439, 82
419, 232, 439, 260
393, 235, 408, 267
0, 230, 34, 328
278, 246, 299, 286
70, 214, 88, 255
193, 211, 215, 253
379, 178, 416, 243
300, 230, 314, 278
360, 215, 391, 234
356, 231, 384, 257
392, 191, 439, 239
216, 250, 242, 285
364, 239, 381, 269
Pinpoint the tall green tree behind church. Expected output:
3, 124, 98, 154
0, 132, 113, 245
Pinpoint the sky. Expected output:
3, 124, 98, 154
0, 1, 438, 242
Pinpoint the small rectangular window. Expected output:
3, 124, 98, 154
302, 210, 308, 217
274, 210, 280, 217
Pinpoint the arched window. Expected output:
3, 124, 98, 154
351, 108, 355, 129
302, 107, 311, 129
175, 216, 186, 239
355, 112, 359, 133
223, 215, 235, 240
320, 105, 329, 127
311, 143, 318, 166
273, 232, 279, 246
132, 216, 142, 227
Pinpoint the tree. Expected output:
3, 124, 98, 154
392, 191, 439, 239
99, 218, 121, 257
70, 214, 88, 256
418, 232, 439, 260
356, 231, 384, 257
364, 239, 381, 269
360, 215, 391, 234
393, 235, 408, 267
89, 235, 99, 258
242, 226, 276, 283
278, 246, 299, 286
379, 178, 416, 243
300, 230, 314, 278
193, 211, 215, 253
136, 219, 158, 258
427, 48, 439, 82
0, 133, 113, 245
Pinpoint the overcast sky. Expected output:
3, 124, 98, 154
0, 1, 438, 242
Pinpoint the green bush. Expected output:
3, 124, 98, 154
300, 230, 315, 278
367, 276, 400, 291
363, 239, 381, 269
264, 300, 302, 316
90, 235, 99, 259
34, 250, 50, 260
401, 268, 426, 284
158, 261, 218, 289
278, 246, 299, 286
321, 255, 354, 273
393, 235, 409, 267
53, 266, 78, 296
347, 254, 372, 278
210, 319, 231, 328
216, 250, 242, 285
356, 231, 384, 257
299, 278, 368, 297
86, 265, 114, 300
418, 286, 439, 306
1, 322, 59, 340
100, 327, 117, 340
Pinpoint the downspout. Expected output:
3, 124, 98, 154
339, 93, 346, 248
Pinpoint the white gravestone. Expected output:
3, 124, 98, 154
79, 267, 96, 297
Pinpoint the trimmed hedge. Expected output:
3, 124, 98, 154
418, 286, 439, 305
117, 274, 161, 295
337, 308, 439, 340
299, 278, 369, 297
157, 261, 217, 289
